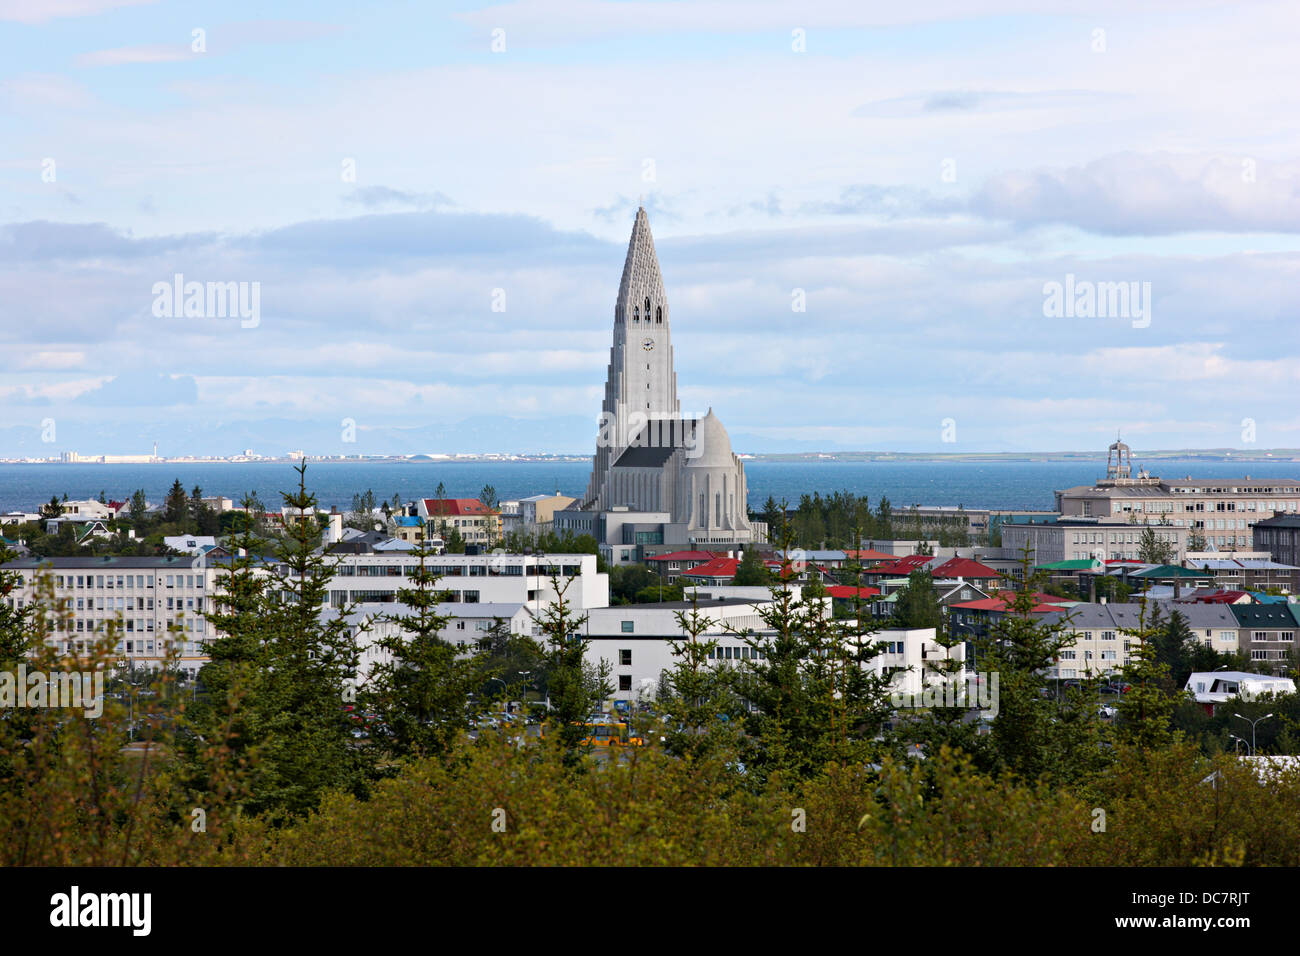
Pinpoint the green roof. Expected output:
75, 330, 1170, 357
1037, 559, 1102, 570
1128, 564, 1211, 578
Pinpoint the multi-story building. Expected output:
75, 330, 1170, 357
330, 601, 536, 686
1, 556, 219, 675
1002, 516, 1188, 564
1231, 603, 1300, 675
950, 597, 1242, 680
414, 498, 501, 546
578, 590, 958, 703
503, 494, 576, 535
1054, 440, 1300, 551
317, 551, 608, 614
1183, 557, 1300, 595
1254, 514, 1300, 567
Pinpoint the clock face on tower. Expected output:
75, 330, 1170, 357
641, 337, 655, 352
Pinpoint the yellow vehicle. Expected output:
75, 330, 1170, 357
579, 721, 646, 747
539, 719, 646, 747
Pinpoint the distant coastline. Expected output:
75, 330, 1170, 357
3, 448, 1297, 466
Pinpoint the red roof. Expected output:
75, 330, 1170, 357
872, 555, 937, 576
844, 549, 896, 563
680, 557, 741, 578
648, 550, 720, 562
950, 596, 1060, 614
422, 498, 495, 516
1188, 589, 1250, 604
932, 557, 1001, 579
826, 585, 881, 599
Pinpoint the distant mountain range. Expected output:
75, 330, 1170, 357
0, 416, 1295, 461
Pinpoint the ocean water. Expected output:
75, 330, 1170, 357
1, 458, 1297, 515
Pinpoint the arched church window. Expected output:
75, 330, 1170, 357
645, 297, 651, 315
656, 307, 662, 324
632, 306, 639, 324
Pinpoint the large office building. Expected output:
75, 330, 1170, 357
1, 556, 218, 674
1054, 440, 1300, 551
1254, 514, 1300, 566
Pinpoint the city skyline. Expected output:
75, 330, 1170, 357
2, 0, 1298, 456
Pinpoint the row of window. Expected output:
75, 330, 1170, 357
335, 564, 577, 578
51, 616, 204, 634
1250, 630, 1295, 643
46, 573, 205, 590
330, 589, 482, 605
707, 645, 766, 661
1117, 499, 1299, 512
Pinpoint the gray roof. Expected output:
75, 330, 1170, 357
612, 418, 698, 468
1254, 514, 1300, 528
3, 555, 202, 569
1039, 601, 1240, 631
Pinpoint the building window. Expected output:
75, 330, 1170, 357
619, 649, 632, 665
619, 675, 632, 691
621, 621, 634, 633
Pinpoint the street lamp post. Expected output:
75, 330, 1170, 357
1233, 712, 1273, 756
1228, 733, 1246, 756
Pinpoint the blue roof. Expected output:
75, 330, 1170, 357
1248, 591, 1290, 605
396, 516, 423, 526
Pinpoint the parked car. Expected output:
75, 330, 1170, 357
1098, 704, 1118, 719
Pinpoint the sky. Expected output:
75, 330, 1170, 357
1, 0, 1298, 457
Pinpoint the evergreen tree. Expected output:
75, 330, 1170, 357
478, 484, 498, 510
732, 546, 770, 586
164, 479, 189, 525
656, 590, 746, 764
891, 568, 941, 631
1115, 602, 1184, 750
876, 496, 893, 539
735, 516, 892, 783
367, 541, 483, 759
186, 467, 368, 821
1138, 525, 1175, 565
975, 545, 1111, 786
129, 489, 148, 522
535, 575, 611, 767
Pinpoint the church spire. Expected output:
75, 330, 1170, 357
616, 206, 668, 329
583, 206, 680, 508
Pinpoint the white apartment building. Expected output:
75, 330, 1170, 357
581, 597, 776, 701
314, 551, 608, 614
329, 601, 535, 686
1, 556, 219, 675
579, 591, 960, 704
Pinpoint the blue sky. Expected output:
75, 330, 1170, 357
1, 0, 1298, 456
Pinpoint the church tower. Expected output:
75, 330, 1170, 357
584, 207, 680, 506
